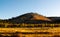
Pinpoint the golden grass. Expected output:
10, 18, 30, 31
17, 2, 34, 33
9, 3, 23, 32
0, 27, 60, 37
0, 23, 60, 37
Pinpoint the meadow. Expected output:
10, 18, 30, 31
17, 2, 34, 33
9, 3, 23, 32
0, 23, 60, 37
0, 27, 60, 37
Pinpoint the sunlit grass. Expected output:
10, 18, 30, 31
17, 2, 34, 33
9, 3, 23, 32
0, 23, 60, 37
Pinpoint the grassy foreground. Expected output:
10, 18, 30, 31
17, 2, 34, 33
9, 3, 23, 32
0, 27, 60, 37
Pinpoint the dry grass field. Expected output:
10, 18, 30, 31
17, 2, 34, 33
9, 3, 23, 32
0, 27, 60, 37
0, 22, 60, 37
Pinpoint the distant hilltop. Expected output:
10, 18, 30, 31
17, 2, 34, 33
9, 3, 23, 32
0, 12, 60, 24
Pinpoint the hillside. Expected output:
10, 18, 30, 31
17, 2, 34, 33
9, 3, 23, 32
0, 12, 60, 28
6, 13, 51, 24
0, 12, 60, 24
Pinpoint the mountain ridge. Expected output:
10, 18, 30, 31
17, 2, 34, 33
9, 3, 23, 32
0, 12, 60, 24
7, 13, 51, 24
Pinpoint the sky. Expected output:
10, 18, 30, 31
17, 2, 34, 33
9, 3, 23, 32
0, 0, 60, 19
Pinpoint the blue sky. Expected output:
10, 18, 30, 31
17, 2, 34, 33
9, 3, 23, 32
0, 0, 60, 19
